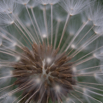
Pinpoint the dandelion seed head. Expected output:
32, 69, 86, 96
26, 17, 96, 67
0, 0, 103, 103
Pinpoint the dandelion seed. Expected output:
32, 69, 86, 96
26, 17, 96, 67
0, 0, 103, 103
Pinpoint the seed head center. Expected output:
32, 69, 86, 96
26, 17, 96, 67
12, 43, 76, 102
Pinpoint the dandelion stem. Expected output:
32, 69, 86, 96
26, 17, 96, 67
6, 13, 33, 45
43, 5, 49, 45
14, 21, 33, 45
17, 93, 29, 103
0, 84, 14, 93
54, 20, 60, 49
51, 4, 53, 45
74, 56, 94, 66
71, 33, 102, 57
74, 89, 102, 103
12, 95, 22, 103
25, 84, 42, 103
65, 20, 89, 52
31, 8, 43, 43
77, 81, 103, 86
78, 84, 103, 92
0, 28, 24, 48
77, 65, 103, 72
73, 45, 103, 64
65, 25, 94, 55
76, 25, 94, 46
58, 14, 70, 49
25, 5, 41, 43
70, 93, 83, 103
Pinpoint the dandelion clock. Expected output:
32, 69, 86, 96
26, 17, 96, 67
0, 0, 103, 103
